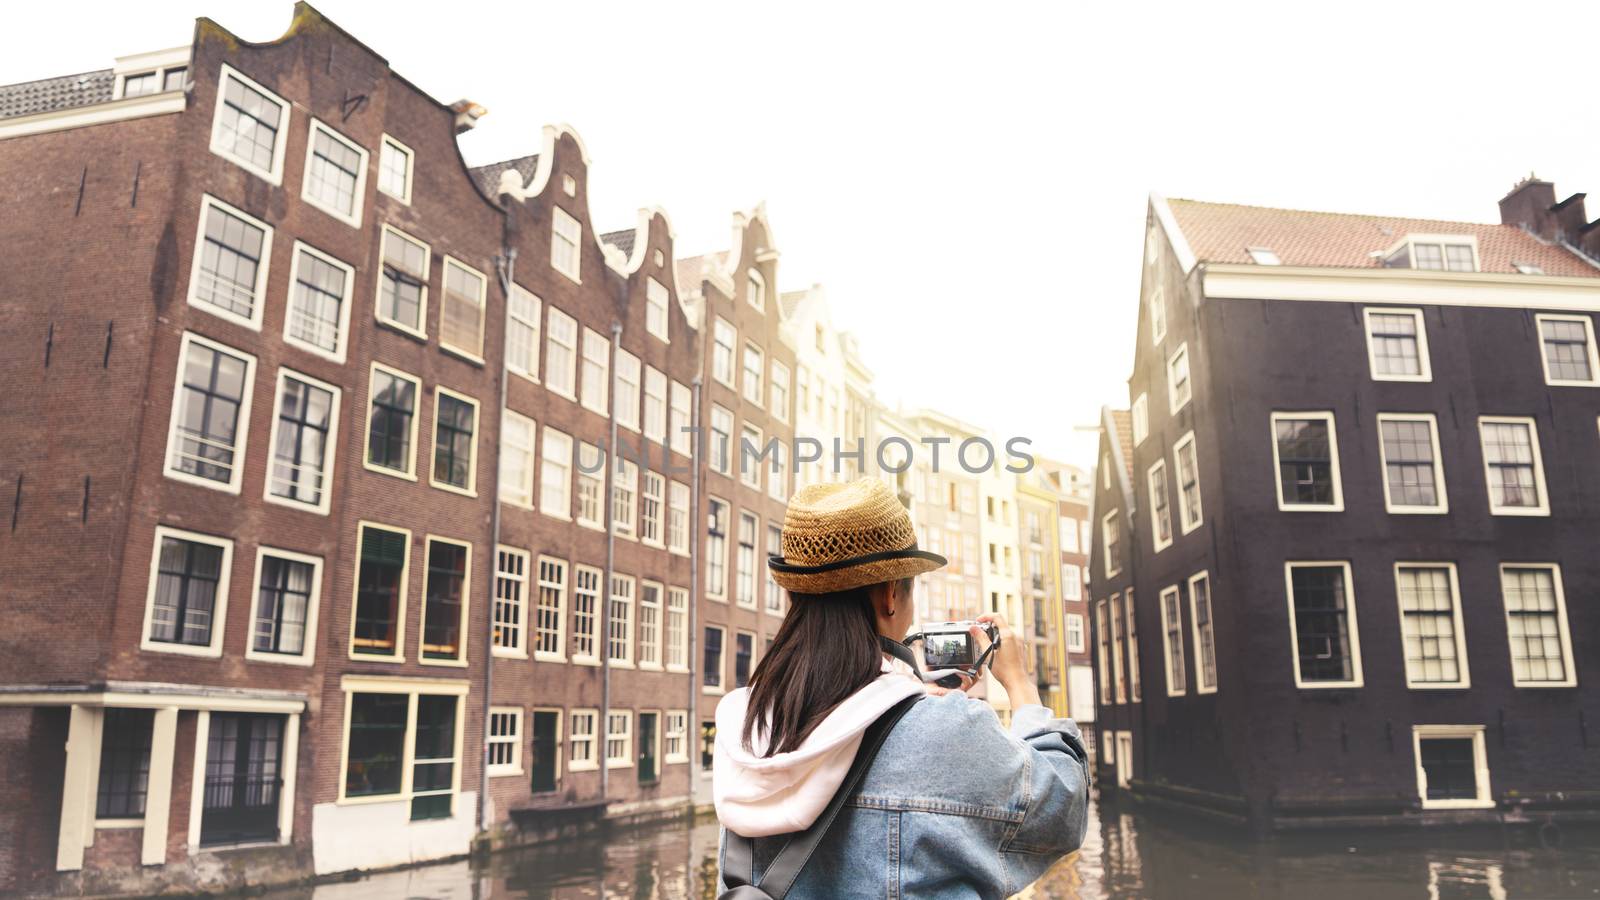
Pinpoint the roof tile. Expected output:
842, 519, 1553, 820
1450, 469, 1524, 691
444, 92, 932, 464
0, 70, 114, 120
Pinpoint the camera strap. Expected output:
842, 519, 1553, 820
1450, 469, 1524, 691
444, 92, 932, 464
720, 694, 922, 900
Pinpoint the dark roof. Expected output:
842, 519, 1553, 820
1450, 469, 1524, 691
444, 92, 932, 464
600, 228, 636, 257
0, 69, 115, 120
1168, 199, 1600, 278
467, 154, 539, 198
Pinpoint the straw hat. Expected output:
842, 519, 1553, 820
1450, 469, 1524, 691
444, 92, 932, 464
768, 478, 947, 594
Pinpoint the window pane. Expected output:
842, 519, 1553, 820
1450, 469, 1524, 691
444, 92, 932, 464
196, 203, 265, 319
380, 231, 427, 330
1275, 417, 1335, 505
411, 696, 457, 820
345, 693, 406, 797
368, 371, 417, 472
1368, 312, 1422, 376
217, 74, 282, 172
97, 709, 154, 817
1420, 737, 1476, 800
1397, 566, 1460, 684
1482, 422, 1540, 508
432, 394, 475, 489
353, 528, 406, 654
254, 555, 313, 655
1541, 318, 1593, 382
288, 250, 346, 354
1381, 419, 1438, 507
307, 126, 362, 216
1290, 566, 1354, 683
270, 375, 333, 505
422, 543, 467, 660
1502, 567, 1568, 683
150, 536, 223, 646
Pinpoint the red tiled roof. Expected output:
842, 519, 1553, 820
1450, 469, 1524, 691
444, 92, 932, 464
1167, 199, 1600, 278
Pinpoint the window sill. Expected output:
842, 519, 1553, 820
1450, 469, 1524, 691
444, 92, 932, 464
163, 468, 243, 496
430, 480, 479, 499
420, 656, 470, 668
534, 653, 568, 664
440, 343, 486, 367
492, 648, 530, 661
574, 657, 602, 667
140, 640, 223, 659
244, 650, 316, 667
509, 369, 540, 387
375, 317, 429, 343
347, 650, 405, 663
610, 660, 636, 670
363, 461, 419, 482
487, 768, 524, 779
284, 334, 347, 366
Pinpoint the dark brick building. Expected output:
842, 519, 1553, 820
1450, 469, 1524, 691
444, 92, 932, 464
1090, 180, 1600, 831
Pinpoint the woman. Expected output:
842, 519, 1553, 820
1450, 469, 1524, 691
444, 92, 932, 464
715, 479, 1090, 899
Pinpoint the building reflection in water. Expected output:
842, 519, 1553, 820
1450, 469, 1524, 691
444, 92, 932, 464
282, 793, 1600, 899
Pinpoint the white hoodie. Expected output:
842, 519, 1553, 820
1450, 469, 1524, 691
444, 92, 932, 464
713, 656, 926, 837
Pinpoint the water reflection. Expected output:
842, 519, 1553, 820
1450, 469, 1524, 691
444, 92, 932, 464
276, 791, 1600, 899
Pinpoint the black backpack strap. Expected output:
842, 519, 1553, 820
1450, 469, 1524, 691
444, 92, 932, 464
721, 694, 921, 900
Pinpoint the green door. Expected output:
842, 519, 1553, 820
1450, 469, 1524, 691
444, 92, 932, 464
638, 712, 659, 784
530, 710, 559, 793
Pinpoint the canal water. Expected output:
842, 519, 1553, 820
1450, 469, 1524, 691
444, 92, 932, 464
280, 794, 1600, 899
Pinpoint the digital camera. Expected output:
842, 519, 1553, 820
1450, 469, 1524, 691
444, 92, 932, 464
919, 620, 1000, 670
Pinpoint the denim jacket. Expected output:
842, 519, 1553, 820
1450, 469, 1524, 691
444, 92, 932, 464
718, 692, 1090, 899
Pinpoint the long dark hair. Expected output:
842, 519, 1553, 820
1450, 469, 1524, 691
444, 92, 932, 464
741, 578, 910, 756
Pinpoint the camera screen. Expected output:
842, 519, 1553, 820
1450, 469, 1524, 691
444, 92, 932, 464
924, 633, 974, 668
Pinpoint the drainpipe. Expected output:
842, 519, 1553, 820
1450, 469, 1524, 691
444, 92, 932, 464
482, 245, 517, 836
601, 320, 622, 802
686, 375, 702, 803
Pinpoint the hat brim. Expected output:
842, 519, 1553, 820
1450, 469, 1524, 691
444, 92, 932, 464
769, 549, 947, 594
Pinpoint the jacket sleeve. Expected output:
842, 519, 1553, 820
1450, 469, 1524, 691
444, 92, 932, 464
999, 703, 1090, 875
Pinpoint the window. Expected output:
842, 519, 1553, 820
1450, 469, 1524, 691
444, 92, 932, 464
351, 524, 408, 658
1149, 286, 1166, 344
710, 406, 733, 475
247, 547, 321, 663
704, 625, 726, 692
706, 498, 729, 599
284, 242, 354, 362
736, 512, 758, 609
770, 362, 790, 421
440, 258, 487, 360
96, 708, 154, 819
342, 692, 408, 799
572, 566, 601, 663
576, 443, 605, 529
606, 711, 633, 768
670, 381, 693, 456
1285, 562, 1363, 689
1271, 412, 1343, 511
1378, 414, 1447, 513
1131, 393, 1148, 445
301, 119, 368, 227
1247, 247, 1281, 265
499, 410, 536, 508
1413, 726, 1491, 810
1382, 238, 1476, 272
1095, 601, 1111, 705
580, 328, 610, 415
210, 64, 287, 182
1159, 586, 1186, 696
1066, 613, 1085, 653
646, 277, 670, 341
345, 690, 457, 815
1109, 593, 1126, 704
377, 135, 413, 204
1535, 314, 1600, 386
365, 364, 419, 478
534, 556, 567, 661
765, 524, 784, 614
612, 458, 638, 538
664, 711, 688, 763
1063, 564, 1082, 601
266, 369, 339, 514
1515, 262, 1545, 275
640, 471, 665, 546
1499, 565, 1576, 687
539, 427, 573, 518
713, 318, 737, 387
610, 350, 641, 434
1125, 590, 1141, 702
421, 538, 470, 663
1188, 572, 1217, 693
409, 696, 459, 820
121, 71, 159, 97
1478, 417, 1547, 515
188, 195, 271, 327
796, 366, 811, 417
569, 710, 598, 771
493, 547, 529, 658
162, 67, 188, 92
644, 367, 667, 443
545, 308, 579, 399
1101, 510, 1121, 579
740, 423, 764, 489
746, 269, 766, 311
1147, 460, 1172, 552
486, 708, 521, 777
608, 575, 635, 665
142, 526, 232, 656
639, 581, 663, 668
1174, 431, 1202, 533
668, 482, 691, 554
1394, 564, 1468, 688
1363, 308, 1431, 381
506, 286, 541, 382
165, 333, 256, 493
431, 388, 479, 495
377, 226, 429, 337
551, 207, 581, 282
1167, 344, 1191, 414
735, 631, 755, 688
743, 344, 764, 403
666, 587, 689, 670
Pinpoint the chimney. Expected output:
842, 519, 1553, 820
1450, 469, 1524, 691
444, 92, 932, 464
1499, 175, 1558, 239
1550, 192, 1588, 241
451, 99, 487, 134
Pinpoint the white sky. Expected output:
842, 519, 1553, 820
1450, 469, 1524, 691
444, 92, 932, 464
8, 1, 1600, 467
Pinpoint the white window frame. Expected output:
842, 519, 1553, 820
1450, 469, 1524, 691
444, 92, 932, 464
580, 327, 610, 416
283, 240, 356, 364
1066, 613, 1085, 653
666, 587, 690, 671
646, 276, 670, 342
640, 470, 665, 548
608, 574, 636, 667
377, 134, 414, 205
334, 680, 467, 812
1131, 393, 1148, 446
612, 457, 639, 539
208, 63, 288, 184
243, 545, 324, 666
264, 366, 341, 516
498, 409, 537, 509
664, 710, 689, 763
643, 366, 668, 444
668, 481, 691, 556
419, 535, 472, 668
614, 348, 641, 432
605, 710, 633, 769
1149, 285, 1166, 345
736, 511, 759, 610
1377, 413, 1448, 514
1174, 430, 1203, 534
743, 343, 764, 404
712, 318, 737, 388
1101, 510, 1120, 579
770, 360, 791, 423
375, 224, 430, 339
187, 194, 273, 330
1362, 307, 1432, 382
746, 268, 766, 311
346, 521, 411, 662
139, 525, 234, 658
1498, 563, 1578, 689
1392, 562, 1470, 690
299, 117, 369, 228
1167, 343, 1191, 415
569, 709, 599, 771
575, 443, 606, 530
670, 381, 692, 457
1095, 601, 1111, 705
1269, 411, 1345, 512
506, 286, 542, 384
492, 545, 530, 659
1147, 459, 1172, 553
1284, 560, 1365, 690
703, 624, 727, 695
1477, 416, 1549, 517
710, 405, 734, 475
571, 565, 603, 665
533, 556, 568, 662
164, 331, 257, 495
1412, 726, 1493, 810
638, 579, 664, 670
1534, 313, 1600, 387
486, 707, 523, 777
439, 256, 488, 363
740, 423, 764, 490
552, 207, 582, 283
1109, 591, 1126, 704
1159, 585, 1186, 697
362, 363, 422, 481
429, 386, 481, 498
1188, 571, 1218, 694
545, 307, 579, 400
706, 497, 730, 601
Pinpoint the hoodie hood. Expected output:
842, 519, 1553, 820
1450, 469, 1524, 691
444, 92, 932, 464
713, 656, 925, 837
